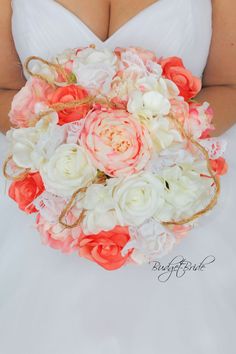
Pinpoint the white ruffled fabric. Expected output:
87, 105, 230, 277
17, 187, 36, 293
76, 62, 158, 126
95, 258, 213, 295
0, 1, 236, 353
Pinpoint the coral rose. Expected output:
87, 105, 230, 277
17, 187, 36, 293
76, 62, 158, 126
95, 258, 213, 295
80, 108, 152, 177
49, 84, 91, 125
78, 226, 132, 270
210, 157, 228, 176
9, 172, 45, 214
160, 57, 201, 100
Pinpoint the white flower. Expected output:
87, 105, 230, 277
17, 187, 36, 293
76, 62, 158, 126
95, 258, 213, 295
122, 219, 176, 264
32, 107, 66, 167
126, 75, 179, 119
156, 78, 180, 99
146, 117, 183, 151
119, 50, 147, 74
136, 76, 179, 99
33, 191, 67, 224
128, 90, 171, 118
155, 163, 213, 222
83, 184, 114, 211
185, 102, 214, 139
145, 142, 194, 173
109, 74, 138, 102
146, 60, 163, 78
6, 110, 63, 170
82, 210, 118, 235
53, 48, 77, 66
7, 127, 38, 169
40, 144, 97, 197
80, 184, 118, 234
143, 91, 170, 115
72, 47, 117, 94
198, 137, 227, 160
118, 49, 162, 78
112, 172, 165, 226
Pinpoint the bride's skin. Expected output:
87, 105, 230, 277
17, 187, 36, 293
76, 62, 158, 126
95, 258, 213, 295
0, 0, 235, 135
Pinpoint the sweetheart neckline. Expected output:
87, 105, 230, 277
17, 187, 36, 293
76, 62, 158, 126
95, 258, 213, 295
53, 0, 163, 45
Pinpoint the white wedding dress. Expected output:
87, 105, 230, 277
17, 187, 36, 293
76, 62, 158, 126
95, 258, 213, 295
0, 1, 236, 353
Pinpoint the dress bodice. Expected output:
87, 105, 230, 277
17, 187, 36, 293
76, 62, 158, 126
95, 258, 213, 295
11, 0, 212, 77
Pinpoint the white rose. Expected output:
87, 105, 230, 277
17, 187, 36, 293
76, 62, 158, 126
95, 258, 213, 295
72, 47, 117, 94
80, 184, 118, 234
112, 172, 165, 226
40, 144, 97, 197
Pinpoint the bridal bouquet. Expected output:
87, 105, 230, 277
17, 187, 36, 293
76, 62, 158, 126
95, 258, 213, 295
3, 45, 228, 270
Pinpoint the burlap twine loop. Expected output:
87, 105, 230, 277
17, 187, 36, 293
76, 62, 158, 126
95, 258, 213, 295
3, 55, 220, 228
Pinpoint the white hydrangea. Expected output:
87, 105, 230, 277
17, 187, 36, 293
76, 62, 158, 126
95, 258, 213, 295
7, 108, 64, 171
72, 47, 117, 94
122, 219, 176, 264
80, 184, 119, 235
155, 163, 214, 222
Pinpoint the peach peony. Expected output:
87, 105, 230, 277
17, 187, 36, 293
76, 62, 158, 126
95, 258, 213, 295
80, 108, 152, 177
9, 77, 53, 128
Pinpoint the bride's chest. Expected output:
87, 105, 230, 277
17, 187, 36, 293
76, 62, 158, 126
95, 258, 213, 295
11, 0, 212, 78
